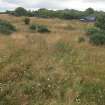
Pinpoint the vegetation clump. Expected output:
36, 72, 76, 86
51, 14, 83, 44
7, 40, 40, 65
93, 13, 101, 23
24, 17, 30, 25
0, 20, 16, 34
78, 36, 85, 43
87, 28, 105, 45
14, 7, 28, 16
95, 14, 105, 30
89, 34, 105, 45
38, 25, 50, 33
30, 24, 50, 33
86, 27, 100, 36
87, 14, 105, 45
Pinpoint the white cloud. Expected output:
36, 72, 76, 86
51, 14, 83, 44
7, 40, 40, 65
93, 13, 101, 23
0, 0, 105, 11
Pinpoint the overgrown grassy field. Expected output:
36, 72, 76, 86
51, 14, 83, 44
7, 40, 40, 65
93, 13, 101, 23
0, 14, 105, 105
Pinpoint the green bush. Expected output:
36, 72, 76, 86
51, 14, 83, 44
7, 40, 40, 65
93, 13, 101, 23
78, 37, 85, 43
89, 34, 105, 45
86, 27, 105, 46
0, 20, 16, 35
30, 24, 38, 30
24, 17, 30, 25
30, 24, 50, 33
38, 25, 50, 33
95, 14, 105, 30
86, 27, 100, 36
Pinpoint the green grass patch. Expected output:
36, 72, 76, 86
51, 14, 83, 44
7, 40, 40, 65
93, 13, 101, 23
75, 82, 105, 105
54, 41, 72, 58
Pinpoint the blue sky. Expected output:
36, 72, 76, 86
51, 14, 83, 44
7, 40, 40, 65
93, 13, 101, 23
0, 0, 105, 11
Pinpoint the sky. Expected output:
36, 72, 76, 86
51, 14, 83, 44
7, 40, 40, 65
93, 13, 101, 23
0, 0, 105, 11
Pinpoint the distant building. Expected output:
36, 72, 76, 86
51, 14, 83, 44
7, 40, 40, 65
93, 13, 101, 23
80, 16, 96, 22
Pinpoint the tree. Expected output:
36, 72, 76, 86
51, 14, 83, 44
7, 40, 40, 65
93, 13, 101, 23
95, 14, 105, 30
37, 8, 50, 18
85, 8, 94, 15
14, 7, 28, 16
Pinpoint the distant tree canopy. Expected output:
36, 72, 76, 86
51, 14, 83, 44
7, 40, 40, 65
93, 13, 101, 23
32, 8, 85, 19
5, 7, 105, 21
85, 8, 95, 15
14, 7, 28, 16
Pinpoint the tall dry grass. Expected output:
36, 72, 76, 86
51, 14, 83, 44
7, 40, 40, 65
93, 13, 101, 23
0, 14, 105, 105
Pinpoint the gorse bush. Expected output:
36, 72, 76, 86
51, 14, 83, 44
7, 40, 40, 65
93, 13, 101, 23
86, 27, 100, 36
0, 20, 16, 34
30, 24, 50, 33
78, 36, 85, 43
38, 25, 50, 33
89, 34, 105, 45
30, 24, 39, 30
24, 17, 30, 25
95, 14, 105, 30
87, 14, 105, 45
86, 26, 105, 45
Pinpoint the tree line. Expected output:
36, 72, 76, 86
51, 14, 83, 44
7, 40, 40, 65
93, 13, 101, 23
5, 7, 105, 19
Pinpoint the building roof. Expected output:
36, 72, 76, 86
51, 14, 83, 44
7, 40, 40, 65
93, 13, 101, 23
85, 16, 96, 21
80, 16, 96, 22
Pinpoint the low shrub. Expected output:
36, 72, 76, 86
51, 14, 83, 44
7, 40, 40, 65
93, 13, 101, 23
38, 25, 50, 33
89, 34, 105, 45
86, 26, 105, 46
24, 17, 30, 25
78, 36, 85, 43
30, 24, 50, 33
86, 27, 100, 36
95, 14, 105, 30
30, 24, 39, 30
0, 20, 16, 34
